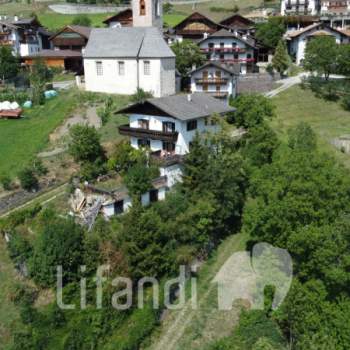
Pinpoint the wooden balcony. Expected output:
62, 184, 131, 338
207, 91, 229, 99
195, 78, 228, 84
151, 150, 184, 166
119, 124, 178, 142
211, 58, 255, 63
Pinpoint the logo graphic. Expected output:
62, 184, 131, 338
213, 243, 293, 311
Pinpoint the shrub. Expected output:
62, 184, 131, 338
71, 14, 92, 27
18, 168, 38, 191
341, 95, 350, 111
0, 175, 12, 190
7, 231, 32, 264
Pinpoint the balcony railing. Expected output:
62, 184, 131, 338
118, 124, 178, 142
201, 47, 246, 53
151, 150, 184, 165
195, 78, 228, 84
207, 91, 229, 98
210, 58, 255, 63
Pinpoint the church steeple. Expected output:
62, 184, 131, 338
132, 0, 163, 29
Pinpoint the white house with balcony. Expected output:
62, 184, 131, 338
281, 0, 320, 16
285, 22, 349, 64
117, 93, 235, 157
0, 16, 51, 57
198, 28, 256, 75
190, 62, 238, 100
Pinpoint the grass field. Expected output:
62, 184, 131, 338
146, 232, 248, 350
0, 238, 21, 349
271, 85, 350, 168
0, 90, 78, 178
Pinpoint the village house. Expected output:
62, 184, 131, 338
189, 62, 238, 100
281, 0, 320, 16
198, 28, 257, 75
24, 25, 91, 72
0, 15, 51, 57
219, 14, 256, 35
167, 12, 221, 43
285, 22, 349, 64
103, 9, 133, 28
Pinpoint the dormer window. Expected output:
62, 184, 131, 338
140, 0, 146, 16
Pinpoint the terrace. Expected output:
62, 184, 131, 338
118, 124, 179, 142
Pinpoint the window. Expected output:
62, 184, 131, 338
187, 120, 197, 131
138, 139, 150, 148
234, 53, 239, 60
118, 61, 125, 75
144, 61, 151, 75
162, 121, 175, 133
220, 54, 225, 60
114, 200, 124, 215
96, 61, 103, 76
138, 119, 149, 129
208, 43, 214, 51
232, 42, 237, 47
203, 83, 208, 92
150, 189, 159, 203
140, 0, 146, 15
215, 70, 221, 78
155, 0, 160, 17
162, 141, 175, 153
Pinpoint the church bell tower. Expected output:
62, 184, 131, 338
132, 0, 163, 29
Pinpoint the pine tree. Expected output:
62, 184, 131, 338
272, 39, 290, 78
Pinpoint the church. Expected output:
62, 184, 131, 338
83, 0, 176, 97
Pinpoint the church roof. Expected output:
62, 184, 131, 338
117, 93, 235, 121
84, 27, 175, 58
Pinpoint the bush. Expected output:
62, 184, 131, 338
341, 95, 350, 111
18, 168, 38, 191
80, 158, 107, 181
71, 14, 92, 27
0, 89, 30, 105
0, 175, 12, 190
7, 231, 32, 264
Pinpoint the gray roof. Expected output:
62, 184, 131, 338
118, 93, 235, 121
84, 27, 175, 58
190, 61, 240, 76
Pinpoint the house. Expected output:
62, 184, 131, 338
198, 28, 257, 74
281, 0, 320, 16
167, 12, 221, 42
285, 22, 349, 64
0, 15, 51, 57
219, 14, 256, 35
103, 9, 133, 28
24, 25, 91, 71
83, 27, 176, 97
190, 62, 238, 100
117, 93, 235, 155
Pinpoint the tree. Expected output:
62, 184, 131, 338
18, 168, 38, 191
0, 46, 19, 81
230, 94, 275, 129
124, 161, 159, 199
304, 36, 338, 80
29, 59, 53, 105
272, 39, 290, 77
171, 40, 206, 76
71, 14, 92, 27
130, 88, 153, 104
243, 123, 350, 247
97, 96, 116, 125
336, 44, 350, 76
163, 2, 174, 14
29, 215, 85, 287
68, 124, 105, 163
255, 17, 286, 50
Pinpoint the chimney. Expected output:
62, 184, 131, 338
187, 94, 192, 102
14, 15, 18, 22
192, 63, 197, 71
203, 32, 209, 39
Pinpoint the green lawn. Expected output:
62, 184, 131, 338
271, 85, 350, 168
0, 239, 21, 350
0, 90, 78, 178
